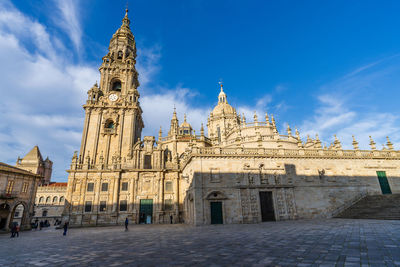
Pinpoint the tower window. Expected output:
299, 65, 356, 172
165, 181, 173, 192
120, 200, 127, 211
144, 155, 152, 169
99, 201, 107, 212
117, 51, 123, 59
121, 182, 128, 191
112, 81, 121, 91
101, 183, 108, 192
87, 183, 94, 192
85, 201, 92, 212
105, 121, 115, 129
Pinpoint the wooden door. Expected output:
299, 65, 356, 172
139, 199, 153, 224
377, 171, 392, 194
259, 191, 275, 221
210, 202, 223, 224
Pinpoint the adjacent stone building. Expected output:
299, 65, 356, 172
33, 182, 67, 225
0, 162, 41, 231
64, 9, 400, 226
16, 146, 53, 185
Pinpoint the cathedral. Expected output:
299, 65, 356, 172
64, 9, 400, 226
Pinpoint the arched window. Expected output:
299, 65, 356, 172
42, 210, 48, 217
105, 121, 115, 129
53, 196, 58, 203
112, 81, 121, 91
60, 196, 64, 203
46, 196, 50, 203
39, 197, 44, 203
117, 51, 123, 59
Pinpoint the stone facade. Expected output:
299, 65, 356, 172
16, 146, 53, 185
64, 9, 400, 226
0, 162, 41, 231
33, 182, 67, 225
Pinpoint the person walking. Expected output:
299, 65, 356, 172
15, 224, 20, 237
125, 217, 129, 231
63, 221, 69, 236
10, 224, 16, 238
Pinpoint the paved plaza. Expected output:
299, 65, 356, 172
1, 219, 400, 266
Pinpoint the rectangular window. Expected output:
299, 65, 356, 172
99, 201, 107, 212
210, 169, 221, 183
84, 201, 92, 212
144, 155, 152, 169
6, 180, 14, 194
101, 183, 108, 192
87, 183, 94, 192
121, 182, 128, 191
165, 181, 173, 192
164, 199, 173, 210
120, 200, 127, 211
22, 182, 29, 193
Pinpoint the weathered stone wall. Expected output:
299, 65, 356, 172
182, 154, 400, 224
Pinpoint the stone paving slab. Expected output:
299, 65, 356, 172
1, 219, 400, 266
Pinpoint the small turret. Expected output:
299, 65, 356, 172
369, 136, 376, 150
158, 126, 162, 142
265, 113, 270, 126
352, 135, 359, 150
287, 124, 292, 136
386, 136, 394, 150
333, 134, 342, 150
168, 107, 179, 136
315, 134, 322, 149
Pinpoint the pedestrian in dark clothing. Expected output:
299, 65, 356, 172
63, 222, 69, 236
170, 215, 173, 224
39, 221, 43, 230
10, 224, 16, 238
125, 218, 129, 231
15, 224, 20, 237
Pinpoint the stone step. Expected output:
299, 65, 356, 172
335, 194, 400, 220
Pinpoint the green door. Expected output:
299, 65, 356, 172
210, 202, 223, 224
139, 199, 153, 224
377, 171, 392, 194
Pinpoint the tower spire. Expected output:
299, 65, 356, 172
218, 82, 227, 104
122, 6, 130, 27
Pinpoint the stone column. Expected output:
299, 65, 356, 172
129, 175, 135, 212
112, 173, 120, 214
92, 110, 103, 164
79, 108, 92, 159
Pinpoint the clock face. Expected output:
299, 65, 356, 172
109, 94, 118, 101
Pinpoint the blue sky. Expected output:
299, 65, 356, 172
2, 0, 400, 181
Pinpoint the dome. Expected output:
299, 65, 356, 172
212, 102, 236, 115
180, 114, 192, 129
211, 83, 236, 115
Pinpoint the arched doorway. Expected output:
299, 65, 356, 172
11, 203, 25, 227
0, 203, 10, 230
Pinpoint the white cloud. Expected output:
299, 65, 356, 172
53, 0, 82, 53
136, 47, 209, 137
237, 94, 272, 122
0, 1, 97, 180
300, 60, 400, 149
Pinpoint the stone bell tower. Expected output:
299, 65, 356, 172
79, 8, 144, 166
